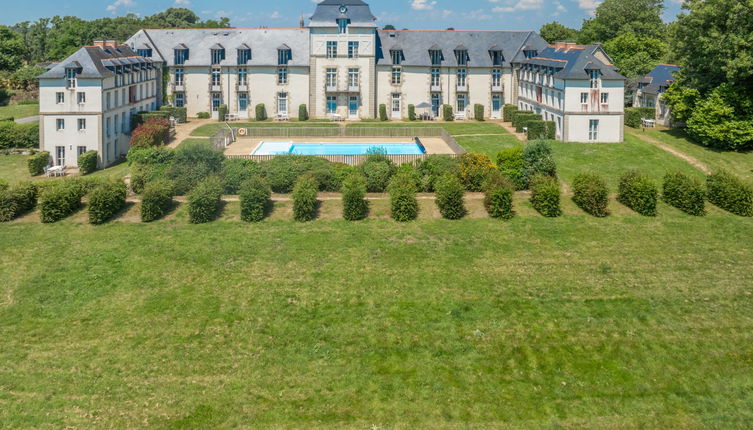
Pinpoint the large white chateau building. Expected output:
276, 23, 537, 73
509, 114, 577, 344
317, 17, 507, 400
39, 0, 626, 167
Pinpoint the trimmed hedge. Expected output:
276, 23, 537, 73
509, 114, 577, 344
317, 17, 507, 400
39, 181, 86, 223
0, 183, 37, 222
140, 179, 174, 222
523, 140, 557, 188
515, 113, 542, 133
28, 151, 50, 176
502, 104, 518, 122
88, 181, 127, 225
130, 117, 170, 148
0, 190, 19, 222
197, 112, 210, 119
530, 174, 562, 217
240, 176, 271, 222
255, 104, 267, 121
221, 158, 260, 194
131, 110, 170, 130
218, 105, 228, 123
159, 105, 187, 123
416, 155, 460, 192
443, 104, 454, 121
511, 110, 533, 128
625, 107, 656, 128
166, 141, 225, 195
435, 173, 466, 220
388, 171, 419, 222
484, 174, 515, 220
706, 171, 753, 217
187, 177, 223, 224
78, 150, 98, 175
572, 173, 610, 217
299, 104, 309, 121
341, 173, 369, 221
662, 172, 706, 216
408, 104, 416, 121
617, 170, 659, 216
496, 147, 526, 190
360, 152, 396, 193
0, 121, 38, 149
260, 155, 341, 194
458, 153, 496, 192
527, 120, 556, 140
379, 104, 388, 121
292, 175, 319, 222
474, 104, 484, 121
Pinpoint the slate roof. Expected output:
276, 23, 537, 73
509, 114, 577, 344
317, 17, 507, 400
639, 64, 681, 94
38, 45, 153, 79
125, 29, 311, 67
517, 44, 626, 80
310, 0, 377, 28
375, 30, 548, 68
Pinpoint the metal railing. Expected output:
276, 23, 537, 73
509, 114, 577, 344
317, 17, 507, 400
227, 153, 462, 166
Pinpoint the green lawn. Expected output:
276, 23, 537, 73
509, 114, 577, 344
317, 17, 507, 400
0, 103, 39, 120
0, 154, 129, 185
455, 134, 522, 158
191, 121, 340, 137
630, 128, 753, 181
347, 121, 507, 136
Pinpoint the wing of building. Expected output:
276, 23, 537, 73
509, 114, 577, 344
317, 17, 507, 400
634, 64, 681, 126
38, 0, 627, 167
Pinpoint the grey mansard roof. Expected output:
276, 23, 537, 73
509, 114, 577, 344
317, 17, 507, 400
310, 0, 377, 28
517, 44, 626, 80
375, 30, 548, 68
125, 28, 311, 67
38, 44, 153, 79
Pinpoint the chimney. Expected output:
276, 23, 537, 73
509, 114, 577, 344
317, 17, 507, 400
554, 41, 578, 51
93, 40, 119, 49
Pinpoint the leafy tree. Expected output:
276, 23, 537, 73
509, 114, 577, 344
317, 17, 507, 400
662, 82, 700, 123
0, 26, 25, 71
9, 65, 46, 90
383, 24, 396, 30
579, 0, 665, 43
685, 84, 753, 151
539, 21, 579, 44
603, 32, 667, 79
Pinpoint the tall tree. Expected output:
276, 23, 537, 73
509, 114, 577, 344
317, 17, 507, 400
0, 26, 25, 71
539, 22, 579, 44
603, 32, 667, 78
579, 0, 665, 43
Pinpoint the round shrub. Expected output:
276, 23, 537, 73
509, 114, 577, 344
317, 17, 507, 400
218, 105, 228, 123
484, 174, 515, 220
255, 104, 267, 121
88, 181, 127, 225
572, 173, 610, 217
127, 146, 174, 166
140, 179, 174, 222
78, 150, 98, 175
435, 173, 466, 220
379, 104, 388, 121
187, 177, 223, 224
221, 158, 260, 194
523, 140, 557, 188
197, 112, 210, 119
388, 171, 419, 222
239, 176, 271, 222
458, 153, 496, 192
27, 151, 50, 176
617, 170, 658, 216
292, 175, 319, 222
129, 117, 170, 148
443, 104, 454, 121
663, 172, 706, 216
530, 174, 562, 217
260, 155, 338, 193
416, 155, 460, 192
496, 147, 526, 190
331, 162, 355, 192
360, 153, 396, 193
341, 173, 368, 221
706, 171, 753, 217
299, 104, 309, 121
39, 181, 86, 223
130, 163, 169, 195
166, 141, 224, 195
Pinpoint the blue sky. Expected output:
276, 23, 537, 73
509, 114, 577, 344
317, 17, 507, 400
2, 0, 685, 31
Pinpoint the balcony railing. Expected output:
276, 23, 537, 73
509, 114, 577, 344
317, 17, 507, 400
172, 82, 185, 92
347, 84, 360, 92
326, 84, 338, 93
237, 83, 248, 92
491, 84, 503, 92
456, 84, 468, 92
209, 83, 222, 92
430, 84, 441, 92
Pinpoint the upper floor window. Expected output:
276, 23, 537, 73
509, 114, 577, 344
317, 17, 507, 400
390, 50, 404, 65
600, 92, 609, 104
137, 48, 152, 58
211, 47, 226, 65
580, 92, 588, 104
431, 68, 440, 86
56, 92, 65, 104
326, 68, 337, 87
348, 41, 359, 59
327, 41, 338, 59
174, 68, 184, 85
455, 50, 469, 66
174, 47, 189, 65
490, 50, 504, 66
237, 48, 251, 65
524, 50, 538, 59
65, 68, 77, 88
429, 50, 443, 66
277, 67, 288, 85
78, 118, 86, 131
278, 47, 291, 65
457, 68, 467, 86
348, 68, 359, 87
238, 68, 248, 85
492, 69, 502, 87
211, 68, 221, 86
391, 66, 401, 85
589, 69, 601, 88
337, 19, 349, 34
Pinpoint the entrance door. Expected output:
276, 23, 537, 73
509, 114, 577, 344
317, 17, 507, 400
431, 93, 441, 117
55, 146, 65, 166
348, 96, 359, 119
492, 95, 502, 119
391, 93, 401, 119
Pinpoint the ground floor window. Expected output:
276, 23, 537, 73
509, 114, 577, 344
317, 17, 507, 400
589, 119, 599, 141
77, 146, 87, 158
238, 93, 248, 112
326, 96, 337, 114
278, 92, 288, 114
456, 94, 467, 112
55, 146, 65, 166
175, 92, 185, 107
211, 93, 221, 112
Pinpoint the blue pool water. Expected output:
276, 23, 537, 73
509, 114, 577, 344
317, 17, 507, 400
253, 141, 425, 156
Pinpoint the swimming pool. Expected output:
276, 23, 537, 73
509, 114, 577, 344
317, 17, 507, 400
253, 141, 426, 156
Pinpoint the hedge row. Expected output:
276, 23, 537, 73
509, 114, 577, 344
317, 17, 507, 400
131, 110, 170, 130
503, 104, 518, 122
435, 173, 466, 220
624, 107, 656, 128
0, 182, 37, 222
663, 172, 706, 216
707, 171, 753, 217
28, 151, 50, 176
0, 121, 38, 149
341, 173, 368, 221
511, 110, 533, 128
484, 174, 515, 220
187, 177, 223, 224
130, 117, 170, 148
530, 174, 561, 217
39, 181, 86, 223
292, 175, 319, 222
572, 173, 609, 217
527, 120, 556, 140
88, 181, 127, 225
159, 105, 187, 123
389, 170, 419, 222
240, 176, 271, 222
141, 179, 175, 222
496, 147, 526, 190
78, 150, 98, 175
618, 170, 658, 216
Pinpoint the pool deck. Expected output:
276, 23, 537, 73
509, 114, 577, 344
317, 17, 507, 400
224, 137, 458, 156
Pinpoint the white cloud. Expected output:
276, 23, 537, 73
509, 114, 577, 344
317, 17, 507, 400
578, 0, 601, 14
462, 9, 492, 20
442, 9, 453, 18
411, 0, 437, 11
269, 11, 282, 19
492, 0, 543, 13
551, 1, 567, 16
175, 0, 191, 5
106, 0, 135, 13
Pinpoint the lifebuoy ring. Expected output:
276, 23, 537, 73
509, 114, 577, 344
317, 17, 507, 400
238, 128, 247, 136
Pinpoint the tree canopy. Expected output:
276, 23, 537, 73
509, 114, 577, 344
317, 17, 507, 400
0, 26, 25, 71
579, 0, 666, 43
539, 22, 579, 44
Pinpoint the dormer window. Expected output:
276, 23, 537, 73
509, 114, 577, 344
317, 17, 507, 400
455, 49, 468, 66
137, 48, 152, 58
524, 49, 538, 59
337, 18, 349, 34
237, 48, 251, 65
65, 68, 78, 89
490, 50, 504, 66
429, 49, 443, 66
174, 46, 189, 65
278, 47, 292, 65
588, 69, 601, 88
390, 50, 404, 65
211, 45, 226, 65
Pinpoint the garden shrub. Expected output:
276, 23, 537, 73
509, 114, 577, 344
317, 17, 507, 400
484, 174, 515, 220
341, 173, 368, 221
299, 104, 309, 121
88, 181, 127, 225
435, 173, 466, 220
0, 190, 19, 222
140, 179, 174, 222
239, 176, 271, 222
197, 112, 210, 119
27, 151, 50, 176
187, 176, 223, 224
129, 117, 170, 148
0, 182, 34, 222
166, 141, 224, 195
662, 172, 706, 216
408, 104, 416, 121
496, 147, 526, 190
159, 105, 187, 123
502, 104, 518, 122
443, 104, 454, 121
530, 174, 562, 217
130, 163, 169, 195
292, 175, 319, 222
0, 121, 38, 149
77, 150, 98, 175
458, 153, 496, 192
706, 171, 753, 217
218, 104, 228, 122
388, 171, 419, 222
331, 163, 355, 191
360, 152, 396, 193
527, 120, 556, 140
260, 155, 338, 193
523, 140, 557, 188
39, 181, 86, 223
624, 107, 656, 128
572, 173, 610, 217
514, 113, 542, 133
127, 146, 175, 166
221, 158, 260, 194
0, 179, 7, 192
379, 104, 388, 121
13, 182, 38, 214
511, 110, 533, 128
617, 170, 659, 216
474, 104, 484, 121
131, 110, 170, 130
255, 104, 267, 121
416, 155, 460, 192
